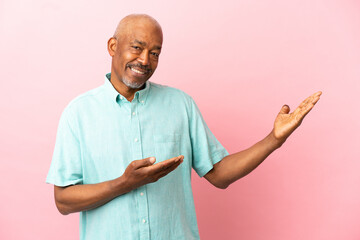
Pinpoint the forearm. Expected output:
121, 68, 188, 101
212, 130, 284, 188
54, 175, 131, 215
205, 92, 322, 189
54, 156, 183, 215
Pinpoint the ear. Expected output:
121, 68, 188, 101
107, 37, 117, 57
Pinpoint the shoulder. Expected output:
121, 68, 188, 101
62, 84, 106, 116
149, 82, 195, 104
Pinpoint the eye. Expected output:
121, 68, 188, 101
151, 52, 159, 58
131, 46, 141, 50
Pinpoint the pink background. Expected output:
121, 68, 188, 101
1, 0, 359, 239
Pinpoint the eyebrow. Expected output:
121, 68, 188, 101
132, 39, 162, 50
133, 39, 146, 46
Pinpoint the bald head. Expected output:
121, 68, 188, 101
113, 14, 163, 40
108, 14, 163, 91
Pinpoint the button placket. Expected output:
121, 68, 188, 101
138, 186, 150, 239
130, 102, 150, 239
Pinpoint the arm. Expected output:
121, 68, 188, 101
54, 176, 129, 215
204, 131, 280, 189
55, 155, 183, 215
204, 91, 322, 189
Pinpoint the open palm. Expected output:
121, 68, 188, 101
273, 91, 322, 141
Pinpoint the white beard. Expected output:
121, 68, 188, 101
121, 77, 145, 89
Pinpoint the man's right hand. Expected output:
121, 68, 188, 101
122, 155, 184, 192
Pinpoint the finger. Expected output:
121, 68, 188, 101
165, 155, 184, 163
297, 95, 313, 111
132, 157, 156, 169
304, 91, 322, 103
279, 105, 290, 114
159, 155, 184, 166
294, 91, 322, 115
314, 91, 322, 97
299, 94, 321, 117
311, 92, 322, 104
294, 93, 322, 121
151, 155, 184, 174
299, 92, 322, 113
155, 158, 183, 179
293, 98, 310, 115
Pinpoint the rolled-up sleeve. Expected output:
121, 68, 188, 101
46, 106, 83, 187
188, 97, 229, 178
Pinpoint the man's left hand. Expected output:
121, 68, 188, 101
272, 91, 322, 145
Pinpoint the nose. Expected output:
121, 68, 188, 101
137, 50, 149, 66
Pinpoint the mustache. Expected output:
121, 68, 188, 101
126, 63, 152, 73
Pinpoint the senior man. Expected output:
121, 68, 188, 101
47, 14, 321, 240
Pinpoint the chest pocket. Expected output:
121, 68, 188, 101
154, 134, 181, 163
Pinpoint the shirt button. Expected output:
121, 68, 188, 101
142, 219, 146, 223
141, 100, 144, 103
134, 138, 138, 142
140, 192, 144, 196
120, 96, 124, 100
132, 112, 136, 116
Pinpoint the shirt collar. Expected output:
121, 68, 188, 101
104, 73, 151, 105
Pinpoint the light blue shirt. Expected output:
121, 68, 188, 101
46, 73, 229, 240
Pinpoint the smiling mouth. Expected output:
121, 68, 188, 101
130, 67, 147, 75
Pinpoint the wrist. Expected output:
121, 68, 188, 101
109, 175, 132, 197
268, 129, 286, 149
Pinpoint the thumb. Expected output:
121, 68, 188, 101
144, 157, 156, 166
148, 157, 156, 165
279, 105, 290, 114
132, 157, 156, 169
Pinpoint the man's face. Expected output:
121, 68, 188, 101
110, 21, 163, 89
